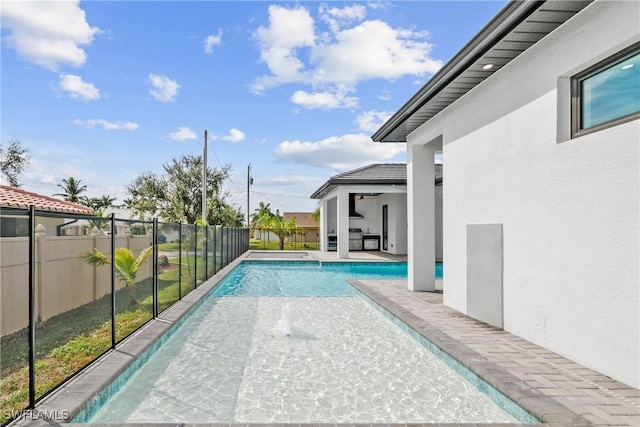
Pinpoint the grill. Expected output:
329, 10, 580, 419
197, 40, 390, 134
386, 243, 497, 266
348, 228, 363, 251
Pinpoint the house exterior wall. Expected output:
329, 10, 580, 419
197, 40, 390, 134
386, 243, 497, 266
408, 1, 639, 388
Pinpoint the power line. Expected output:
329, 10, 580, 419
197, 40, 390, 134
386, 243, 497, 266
208, 138, 243, 191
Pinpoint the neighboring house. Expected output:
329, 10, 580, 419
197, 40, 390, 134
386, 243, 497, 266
373, 1, 639, 388
310, 163, 442, 258
282, 212, 319, 246
0, 185, 94, 236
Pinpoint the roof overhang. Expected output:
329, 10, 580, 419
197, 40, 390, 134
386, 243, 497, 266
372, 0, 592, 143
310, 179, 406, 199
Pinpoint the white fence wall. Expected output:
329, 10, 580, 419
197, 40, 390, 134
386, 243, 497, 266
1, 234, 153, 336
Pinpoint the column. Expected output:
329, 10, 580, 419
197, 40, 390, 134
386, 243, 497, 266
408, 143, 435, 291
337, 188, 349, 259
320, 199, 329, 252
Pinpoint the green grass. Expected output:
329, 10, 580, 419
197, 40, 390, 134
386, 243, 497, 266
249, 239, 319, 250
0, 257, 212, 425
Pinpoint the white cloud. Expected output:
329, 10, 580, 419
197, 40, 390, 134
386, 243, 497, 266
204, 30, 222, 54
291, 89, 358, 109
220, 128, 245, 143
319, 4, 366, 32
57, 74, 100, 101
148, 74, 180, 102
169, 127, 197, 141
1, 1, 100, 70
74, 119, 138, 131
275, 133, 405, 171
251, 4, 442, 103
252, 5, 316, 92
356, 110, 392, 132
312, 20, 441, 83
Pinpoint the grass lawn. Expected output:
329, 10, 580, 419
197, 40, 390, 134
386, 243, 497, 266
249, 239, 318, 250
0, 256, 210, 424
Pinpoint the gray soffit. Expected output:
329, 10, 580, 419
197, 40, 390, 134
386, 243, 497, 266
372, 0, 593, 143
310, 163, 442, 199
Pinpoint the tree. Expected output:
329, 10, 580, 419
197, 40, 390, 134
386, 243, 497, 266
83, 246, 153, 305
251, 201, 272, 226
53, 177, 87, 202
124, 172, 168, 221
0, 140, 31, 188
83, 195, 117, 211
256, 212, 297, 250
125, 154, 244, 226
312, 207, 320, 223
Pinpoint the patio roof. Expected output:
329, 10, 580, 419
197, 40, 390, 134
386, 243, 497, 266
372, 0, 592, 143
0, 185, 95, 215
310, 163, 442, 199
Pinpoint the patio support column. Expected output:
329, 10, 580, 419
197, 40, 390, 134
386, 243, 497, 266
320, 198, 329, 252
408, 142, 436, 291
337, 187, 349, 259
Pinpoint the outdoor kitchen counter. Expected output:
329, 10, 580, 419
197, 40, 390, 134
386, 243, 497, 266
362, 234, 380, 250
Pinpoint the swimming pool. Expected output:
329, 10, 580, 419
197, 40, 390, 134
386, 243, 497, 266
79, 261, 527, 424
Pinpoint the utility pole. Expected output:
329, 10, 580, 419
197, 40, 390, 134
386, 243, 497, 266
247, 163, 253, 227
202, 130, 208, 224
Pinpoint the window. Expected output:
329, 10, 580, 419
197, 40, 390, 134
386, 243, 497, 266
572, 43, 640, 137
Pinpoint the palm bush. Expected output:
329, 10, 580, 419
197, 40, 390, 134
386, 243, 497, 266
83, 246, 153, 305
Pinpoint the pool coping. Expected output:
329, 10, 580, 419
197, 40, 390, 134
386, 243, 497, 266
11, 252, 638, 426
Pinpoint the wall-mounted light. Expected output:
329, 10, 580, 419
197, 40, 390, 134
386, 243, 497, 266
482, 63, 494, 70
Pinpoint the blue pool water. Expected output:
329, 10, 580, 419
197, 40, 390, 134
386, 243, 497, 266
212, 261, 418, 297
81, 260, 530, 424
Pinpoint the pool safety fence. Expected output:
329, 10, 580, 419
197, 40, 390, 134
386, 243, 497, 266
0, 206, 249, 426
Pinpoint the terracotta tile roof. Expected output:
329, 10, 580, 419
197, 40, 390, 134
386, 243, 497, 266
283, 212, 317, 228
0, 185, 95, 214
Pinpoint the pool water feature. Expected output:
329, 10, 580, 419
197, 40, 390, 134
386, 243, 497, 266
81, 261, 527, 424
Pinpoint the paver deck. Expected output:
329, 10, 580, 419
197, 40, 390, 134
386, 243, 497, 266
12, 251, 639, 427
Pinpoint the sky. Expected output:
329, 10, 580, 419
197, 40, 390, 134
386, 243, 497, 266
1, 0, 507, 220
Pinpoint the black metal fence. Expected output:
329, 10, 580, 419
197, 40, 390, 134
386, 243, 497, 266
0, 206, 249, 425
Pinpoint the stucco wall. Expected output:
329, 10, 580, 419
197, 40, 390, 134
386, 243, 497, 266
409, 1, 639, 387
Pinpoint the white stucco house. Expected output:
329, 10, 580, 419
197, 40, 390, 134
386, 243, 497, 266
373, 1, 639, 388
311, 163, 442, 259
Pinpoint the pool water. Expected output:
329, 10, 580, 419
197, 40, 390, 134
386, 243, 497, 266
85, 261, 521, 424
213, 261, 415, 296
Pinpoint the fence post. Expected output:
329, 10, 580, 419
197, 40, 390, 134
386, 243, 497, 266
213, 226, 217, 274
110, 215, 116, 348
194, 225, 198, 288
28, 206, 36, 408
205, 225, 209, 280
152, 218, 158, 317
178, 223, 182, 300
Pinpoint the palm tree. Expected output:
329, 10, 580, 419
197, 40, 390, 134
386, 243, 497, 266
251, 201, 273, 240
251, 201, 272, 226
83, 246, 153, 305
256, 213, 297, 250
53, 177, 87, 203
83, 194, 117, 210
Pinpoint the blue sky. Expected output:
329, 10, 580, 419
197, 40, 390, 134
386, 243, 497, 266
1, 0, 506, 218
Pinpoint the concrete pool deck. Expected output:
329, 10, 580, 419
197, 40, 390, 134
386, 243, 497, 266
13, 250, 639, 427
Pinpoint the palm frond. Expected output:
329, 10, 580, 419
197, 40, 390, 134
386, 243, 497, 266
82, 248, 110, 267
